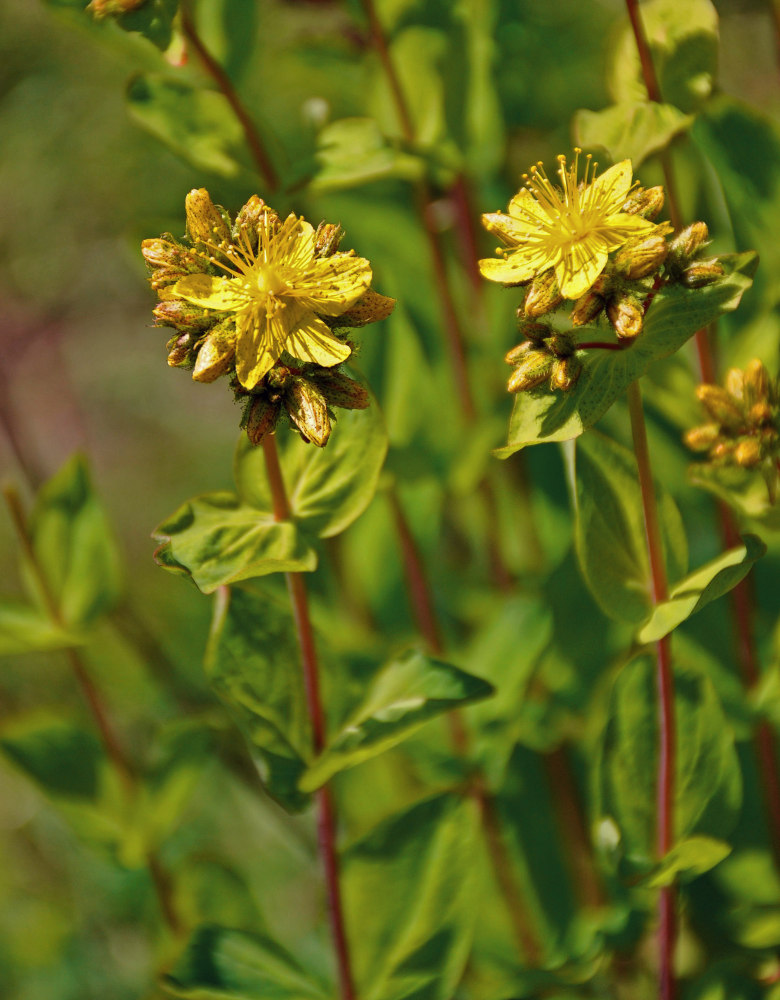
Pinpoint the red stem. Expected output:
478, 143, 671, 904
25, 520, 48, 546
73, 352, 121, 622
627, 381, 676, 1000
180, 4, 280, 193
261, 435, 356, 1000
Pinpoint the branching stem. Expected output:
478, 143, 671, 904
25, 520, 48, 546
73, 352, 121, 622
260, 435, 356, 1000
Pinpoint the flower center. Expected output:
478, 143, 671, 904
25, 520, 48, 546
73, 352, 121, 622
251, 263, 287, 299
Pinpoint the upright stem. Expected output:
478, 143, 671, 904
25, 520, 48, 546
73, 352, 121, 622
627, 381, 676, 1000
180, 3, 279, 193
2, 485, 182, 935
261, 435, 356, 1000
625, 0, 780, 873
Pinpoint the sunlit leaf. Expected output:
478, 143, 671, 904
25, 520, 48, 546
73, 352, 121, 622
574, 102, 692, 168
0, 600, 85, 656
641, 835, 731, 888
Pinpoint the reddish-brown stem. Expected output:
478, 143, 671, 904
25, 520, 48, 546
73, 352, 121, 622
577, 340, 631, 352
627, 381, 676, 1000
180, 4, 279, 193
260, 435, 356, 1000
450, 174, 485, 294
2, 484, 181, 934
624, 0, 662, 102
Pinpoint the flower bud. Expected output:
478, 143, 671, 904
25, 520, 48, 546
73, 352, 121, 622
711, 440, 736, 461
338, 288, 395, 327
192, 322, 236, 382
167, 334, 194, 368
735, 437, 762, 468
696, 384, 743, 429
516, 316, 552, 342
246, 396, 281, 446
725, 368, 745, 403
750, 402, 774, 426
744, 359, 771, 401
550, 356, 582, 392
507, 351, 555, 393
153, 299, 213, 335
682, 260, 724, 288
684, 423, 720, 452
504, 341, 535, 366
313, 371, 370, 409
608, 296, 644, 340
571, 290, 604, 327
185, 188, 232, 247
614, 234, 669, 280
523, 269, 563, 318
670, 222, 709, 264
314, 223, 345, 257
286, 378, 331, 447
622, 185, 665, 220
233, 196, 273, 249
547, 332, 575, 358
142, 239, 205, 282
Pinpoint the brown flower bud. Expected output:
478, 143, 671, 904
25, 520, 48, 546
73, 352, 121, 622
614, 234, 669, 280
550, 356, 582, 392
516, 316, 552, 342
192, 323, 236, 382
233, 195, 273, 244
682, 260, 724, 288
608, 296, 644, 340
507, 351, 555, 393
750, 402, 774, 426
684, 423, 720, 452
622, 185, 665, 220
505, 341, 535, 366
711, 440, 736, 461
246, 396, 281, 446
735, 437, 762, 468
313, 371, 370, 410
167, 334, 194, 368
314, 223, 345, 257
547, 332, 575, 358
744, 359, 771, 401
571, 290, 605, 327
338, 288, 395, 327
185, 188, 232, 247
523, 270, 563, 318
153, 299, 214, 335
285, 378, 331, 447
670, 222, 709, 264
142, 239, 205, 281
696, 384, 744, 429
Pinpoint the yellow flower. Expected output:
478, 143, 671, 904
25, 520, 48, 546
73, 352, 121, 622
168, 209, 372, 390
480, 150, 658, 300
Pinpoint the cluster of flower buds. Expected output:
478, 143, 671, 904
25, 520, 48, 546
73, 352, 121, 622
504, 320, 583, 394
685, 359, 779, 500
142, 190, 394, 448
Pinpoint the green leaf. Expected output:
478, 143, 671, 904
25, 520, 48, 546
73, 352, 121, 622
574, 102, 693, 168
496, 253, 757, 456
203, 586, 311, 812
111, 0, 179, 49
1, 714, 103, 801
299, 650, 493, 792
27, 453, 121, 629
164, 925, 329, 999
127, 74, 250, 179
567, 432, 687, 625
152, 492, 316, 594
638, 535, 765, 643
0, 600, 85, 656
608, 0, 718, 114
193, 0, 259, 82
234, 404, 388, 540
642, 835, 731, 888
344, 794, 480, 1000
689, 464, 780, 530
598, 653, 742, 864
310, 118, 423, 192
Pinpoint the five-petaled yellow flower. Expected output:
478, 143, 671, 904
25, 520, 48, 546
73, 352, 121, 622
168, 210, 372, 390
480, 150, 658, 300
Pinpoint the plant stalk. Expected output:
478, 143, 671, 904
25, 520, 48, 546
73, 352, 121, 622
626, 381, 676, 1000
261, 435, 356, 1000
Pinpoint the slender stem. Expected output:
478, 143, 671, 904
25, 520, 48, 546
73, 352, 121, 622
180, 3, 280, 193
577, 340, 630, 352
626, 0, 780, 876
2, 485, 181, 934
627, 381, 676, 1000
260, 434, 356, 1000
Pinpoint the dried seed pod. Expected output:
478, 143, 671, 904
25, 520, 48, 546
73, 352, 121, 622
607, 296, 644, 340
285, 377, 332, 447
185, 188, 231, 246
523, 269, 563, 318
246, 395, 281, 445
507, 351, 555, 393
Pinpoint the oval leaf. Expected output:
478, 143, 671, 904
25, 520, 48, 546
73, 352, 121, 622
0, 600, 85, 656
574, 102, 693, 168
642, 835, 731, 888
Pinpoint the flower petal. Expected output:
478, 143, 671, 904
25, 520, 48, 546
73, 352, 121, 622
171, 274, 250, 311
507, 188, 550, 227
286, 253, 373, 317
587, 160, 633, 213
285, 314, 352, 368
555, 241, 608, 299
479, 251, 548, 285
482, 211, 534, 247
235, 304, 288, 390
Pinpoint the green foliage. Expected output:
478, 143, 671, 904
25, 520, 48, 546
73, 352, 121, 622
574, 101, 693, 168
0, 601, 84, 656
1, 714, 103, 801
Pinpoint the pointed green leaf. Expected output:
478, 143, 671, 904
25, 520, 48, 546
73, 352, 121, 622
153, 492, 316, 594
310, 117, 424, 192
1, 714, 103, 801
344, 795, 480, 1000
574, 102, 693, 168
235, 403, 388, 540
299, 650, 493, 792
638, 535, 765, 642
642, 836, 731, 888
27, 453, 121, 629
0, 599, 85, 656
598, 653, 742, 865
567, 432, 687, 624
164, 925, 330, 1000
496, 253, 757, 456
127, 74, 251, 179
204, 586, 311, 812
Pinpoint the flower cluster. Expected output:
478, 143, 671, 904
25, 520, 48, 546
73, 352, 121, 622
481, 150, 723, 396
685, 360, 780, 501
143, 190, 394, 447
